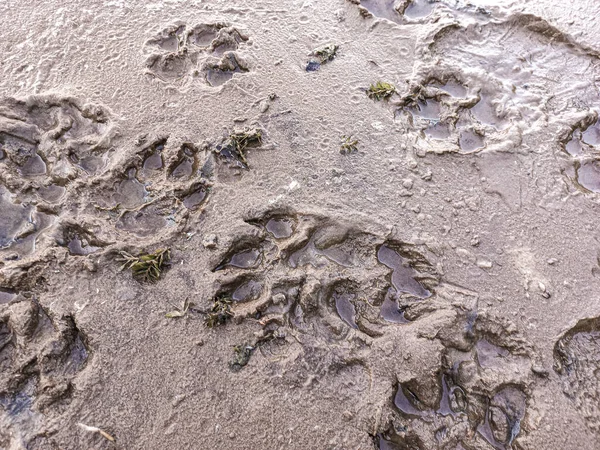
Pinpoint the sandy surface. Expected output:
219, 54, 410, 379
1, 0, 600, 449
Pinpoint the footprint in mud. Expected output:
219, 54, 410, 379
143, 22, 250, 88
205, 210, 538, 447
554, 316, 600, 434
562, 118, 600, 194
0, 296, 89, 448
0, 95, 114, 263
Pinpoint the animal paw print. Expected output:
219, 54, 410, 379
554, 316, 600, 435
143, 21, 250, 88
0, 296, 88, 448
207, 209, 539, 448
562, 115, 600, 194
0, 95, 114, 262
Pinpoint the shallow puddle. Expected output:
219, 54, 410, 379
407, 98, 441, 121
333, 293, 358, 329
182, 188, 207, 210
116, 206, 167, 236
215, 248, 262, 271
67, 235, 100, 256
404, 0, 435, 19
576, 160, 600, 193
289, 238, 353, 268
188, 27, 218, 47
433, 80, 467, 98
37, 185, 66, 204
459, 129, 485, 153
0, 289, 16, 304
77, 154, 107, 174
394, 383, 428, 417
359, 0, 402, 23
205, 69, 235, 87
380, 289, 410, 323
20, 153, 46, 178
266, 218, 294, 239
232, 280, 263, 302
475, 339, 509, 369
142, 142, 165, 171
581, 120, 600, 146
425, 121, 451, 140
113, 169, 147, 209
477, 387, 526, 449
470, 93, 508, 130
377, 245, 431, 298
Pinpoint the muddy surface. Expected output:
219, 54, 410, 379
1, 0, 600, 449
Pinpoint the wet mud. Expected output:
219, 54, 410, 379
1, 0, 600, 448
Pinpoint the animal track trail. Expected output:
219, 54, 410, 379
0, 296, 89, 449
207, 209, 540, 449
143, 22, 251, 89
554, 317, 600, 435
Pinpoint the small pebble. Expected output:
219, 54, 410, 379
202, 234, 218, 249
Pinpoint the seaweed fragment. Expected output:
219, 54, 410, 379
116, 248, 171, 282
312, 43, 338, 62
306, 43, 338, 71
230, 343, 255, 372
217, 128, 263, 169
340, 135, 359, 155
367, 81, 396, 101
204, 295, 234, 327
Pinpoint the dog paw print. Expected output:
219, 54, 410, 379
204, 209, 539, 448
0, 296, 89, 448
144, 21, 250, 88
0, 95, 114, 263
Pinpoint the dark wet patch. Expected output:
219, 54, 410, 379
289, 236, 353, 268
67, 236, 100, 256
182, 187, 207, 210
76, 154, 108, 174
230, 343, 255, 372
459, 129, 485, 153
404, 0, 435, 19
20, 153, 47, 178
575, 160, 600, 193
407, 98, 441, 121
171, 146, 196, 179
142, 142, 164, 171
377, 245, 431, 298
266, 218, 294, 239
214, 248, 262, 271
476, 339, 510, 369
113, 168, 147, 209
333, 292, 358, 329
394, 382, 429, 417
205, 68, 235, 86
0, 288, 16, 304
425, 121, 451, 140
470, 93, 507, 130
477, 386, 526, 449
360, 0, 403, 23
116, 205, 168, 236
380, 289, 410, 323
436, 374, 467, 417
232, 280, 262, 302
432, 79, 467, 98
37, 185, 66, 204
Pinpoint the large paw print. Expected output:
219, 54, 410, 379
143, 21, 250, 88
206, 209, 539, 448
0, 296, 88, 448
0, 95, 114, 263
